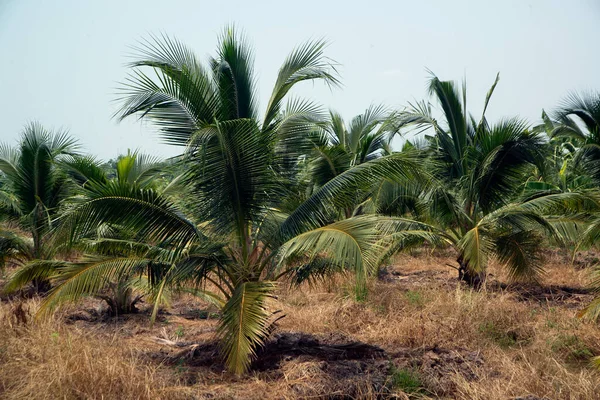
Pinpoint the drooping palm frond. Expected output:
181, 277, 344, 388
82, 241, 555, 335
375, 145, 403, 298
116, 34, 218, 146
217, 281, 276, 374
0, 189, 21, 220
276, 215, 383, 286
457, 225, 494, 274
37, 256, 152, 315
579, 264, 600, 322
494, 230, 545, 281
56, 181, 202, 251
280, 151, 425, 239
555, 91, 600, 139
0, 230, 33, 269
3, 259, 65, 293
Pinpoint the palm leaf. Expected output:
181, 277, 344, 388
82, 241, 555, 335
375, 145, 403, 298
38, 256, 151, 315
217, 281, 276, 374
263, 39, 339, 130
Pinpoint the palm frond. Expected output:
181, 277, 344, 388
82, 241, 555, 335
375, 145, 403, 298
4, 259, 64, 293
263, 39, 339, 130
217, 281, 276, 374
495, 230, 545, 281
38, 256, 151, 315
116, 34, 219, 146
276, 215, 384, 286
211, 25, 258, 121
57, 182, 202, 251
280, 151, 425, 239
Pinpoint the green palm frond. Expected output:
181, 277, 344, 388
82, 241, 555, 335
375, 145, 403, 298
61, 155, 108, 187
217, 281, 276, 374
57, 182, 202, 250
473, 118, 543, 212
4, 259, 65, 293
263, 39, 339, 130
185, 118, 275, 239
478, 73, 500, 131
212, 25, 258, 121
495, 230, 545, 281
116, 34, 218, 146
38, 256, 152, 315
276, 215, 383, 286
115, 150, 162, 187
0, 189, 21, 220
280, 151, 425, 239
555, 91, 600, 138
457, 225, 494, 274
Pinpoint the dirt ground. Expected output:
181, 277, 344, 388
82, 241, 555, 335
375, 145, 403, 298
0, 247, 599, 399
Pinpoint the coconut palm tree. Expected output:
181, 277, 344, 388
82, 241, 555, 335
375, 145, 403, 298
309, 105, 396, 184
552, 91, 600, 184
13, 28, 422, 374
0, 122, 77, 291
5, 150, 174, 313
387, 73, 593, 287
307, 105, 400, 217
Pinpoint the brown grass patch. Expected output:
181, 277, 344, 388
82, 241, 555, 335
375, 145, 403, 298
0, 249, 599, 399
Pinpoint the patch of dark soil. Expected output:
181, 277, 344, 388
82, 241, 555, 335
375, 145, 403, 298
65, 307, 147, 324
380, 268, 459, 290
150, 332, 487, 398
175, 307, 221, 321
389, 346, 485, 396
490, 282, 593, 308
573, 250, 600, 270
252, 332, 386, 371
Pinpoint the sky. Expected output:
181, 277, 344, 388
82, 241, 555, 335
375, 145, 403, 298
1, 0, 599, 160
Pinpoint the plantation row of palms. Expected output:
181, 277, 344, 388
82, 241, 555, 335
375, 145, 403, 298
2, 27, 600, 374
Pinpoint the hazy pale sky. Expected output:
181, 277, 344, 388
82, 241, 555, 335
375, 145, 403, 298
1, 0, 599, 160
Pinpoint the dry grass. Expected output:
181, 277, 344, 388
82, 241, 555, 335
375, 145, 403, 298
0, 249, 599, 399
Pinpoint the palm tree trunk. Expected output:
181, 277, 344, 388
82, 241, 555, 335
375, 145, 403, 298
457, 256, 485, 289
31, 210, 52, 294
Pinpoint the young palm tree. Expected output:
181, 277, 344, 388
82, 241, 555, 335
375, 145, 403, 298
307, 105, 399, 217
5, 150, 172, 313
0, 122, 77, 291
309, 105, 396, 183
552, 91, 600, 184
15, 28, 422, 374
388, 73, 591, 287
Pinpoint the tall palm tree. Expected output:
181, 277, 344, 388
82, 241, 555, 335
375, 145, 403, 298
14, 28, 421, 374
388, 73, 590, 287
0, 122, 77, 291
